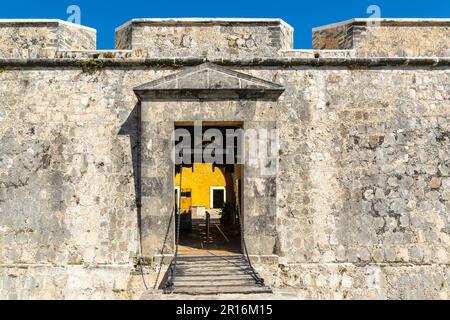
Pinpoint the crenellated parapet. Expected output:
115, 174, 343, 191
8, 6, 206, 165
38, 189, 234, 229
0, 18, 449, 60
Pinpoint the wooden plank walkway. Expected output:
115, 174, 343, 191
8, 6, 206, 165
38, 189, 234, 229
169, 255, 272, 295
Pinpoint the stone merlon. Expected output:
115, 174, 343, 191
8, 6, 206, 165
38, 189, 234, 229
115, 18, 294, 58
312, 18, 450, 57
0, 19, 96, 58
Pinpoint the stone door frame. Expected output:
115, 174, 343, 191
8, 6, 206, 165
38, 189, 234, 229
133, 63, 285, 264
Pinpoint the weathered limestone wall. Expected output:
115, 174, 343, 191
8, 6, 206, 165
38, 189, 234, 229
270, 67, 450, 299
0, 265, 143, 300
313, 19, 450, 57
0, 20, 96, 58
0, 68, 171, 299
115, 19, 294, 58
1, 65, 449, 299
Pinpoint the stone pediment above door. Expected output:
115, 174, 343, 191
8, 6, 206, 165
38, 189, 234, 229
133, 62, 285, 100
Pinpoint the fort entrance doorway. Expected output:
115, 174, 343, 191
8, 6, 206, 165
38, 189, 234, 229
174, 124, 243, 255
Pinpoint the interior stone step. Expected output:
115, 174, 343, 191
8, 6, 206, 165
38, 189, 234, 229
175, 265, 250, 270
174, 265, 254, 272
176, 259, 248, 264
175, 261, 249, 266
175, 266, 253, 272
172, 274, 256, 281
172, 285, 273, 295
176, 260, 247, 264
176, 258, 248, 263
174, 269, 254, 276
174, 277, 259, 285
175, 260, 250, 267
173, 273, 255, 279
176, 255, 245, 262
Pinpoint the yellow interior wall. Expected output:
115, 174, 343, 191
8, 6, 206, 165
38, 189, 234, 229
175, 163, 231, 210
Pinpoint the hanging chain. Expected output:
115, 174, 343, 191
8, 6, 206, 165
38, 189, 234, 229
164, 164, 183, 293
235, 177, 265, 286
165, 164, 264, 293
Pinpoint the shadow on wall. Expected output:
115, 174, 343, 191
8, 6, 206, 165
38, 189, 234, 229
118, 102, 174, 290
118, 103, 143, 254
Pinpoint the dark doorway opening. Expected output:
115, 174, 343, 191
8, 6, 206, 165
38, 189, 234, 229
174, 124, 243, 255
212, 189, 225, 209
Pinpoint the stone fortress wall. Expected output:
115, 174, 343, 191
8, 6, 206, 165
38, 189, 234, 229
0, 18, 449, 299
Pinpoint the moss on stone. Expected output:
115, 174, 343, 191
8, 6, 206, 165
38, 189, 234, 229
102, 53, 115, 59
171, 63, 183, 69
153, 63, 184, 69
81, 59, 104, 74
67, 259, 84, 266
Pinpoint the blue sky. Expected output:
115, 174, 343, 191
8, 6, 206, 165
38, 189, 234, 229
0, 0, 448, 49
